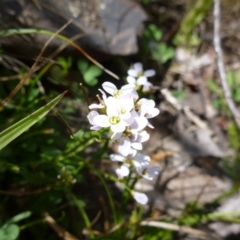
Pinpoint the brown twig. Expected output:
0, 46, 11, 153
213, 0, 240, 129
0, 186, 52, 196
140, 221, 219, 240
44, 212, 80, 240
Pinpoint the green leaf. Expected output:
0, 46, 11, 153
206, 79, 220, 93
7, 211, 32, 224
151, 44, 174, 64
233, 88, 240, 102
0, 224, 19, 240
83, 65, 102, 86
0, 91, 67, 150
77, 59, 89, 72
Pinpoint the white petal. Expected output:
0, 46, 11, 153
137, 76, 148, 85
126, 76, 137, 84
111, 121, 126, 133
116, 165, 130, 178
133, 62, 143, 72
110, 154, 125, 162
124, 116, 135, 126
111, 132, 122, 140
121, 84, 135, 93
121, 111, 131, 120
146, 99, 155, 109
99, 89, 107, 102
87, 111, 99, 125
145, 166, 160, 180
147, 108, 160, 118
132, 192, 148, 205
90, 126, 101, 131
127, 69, 138, 77
147, 122, 154, 129
102, 82, 117, 95
106, 104, 119, 117
121, 98, 134, 112
137, 131, 150, 143
131, 142, 142, 150
144, 69, 156, 77
130, 117, 148, 131
93, 115, 110, 127
142, 82, 153, 92
134, 154, 151, 164
89, 103, 104, 109
118, 137, 131, 157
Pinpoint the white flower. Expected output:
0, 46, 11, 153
133, 154, 160, 180
87, 111, 101, 130
132, 191, 148, 205
89, 89, 107, 109
126, 62, 155, 91
115, 165, 130, 179
110, 152, 159, 180
137, 98, 160, 128
130, 130, 150, 151
102, 81, 137, 99
92, 97, 135, 133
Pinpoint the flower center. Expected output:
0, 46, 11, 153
120, 107, 126, 114
137, 71, 145, 77
122, 126, 132, 137
135, 102, 142, 111
123, 158, 132, 165
113, 90, 122, 98
109, 116, 120, 125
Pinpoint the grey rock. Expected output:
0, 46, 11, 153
0, 0, 147, 55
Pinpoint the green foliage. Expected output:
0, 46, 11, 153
78, 59, 102, 86
142, 24, 174, 64
206, 71, 240, 113
0, 211, 31, 240
141, 0, 150, 4
174, 0, 213, 47
171, 90, 186, 100
227, 122, 240, 150
142, 228, 173, 240
0, 91, 66, 150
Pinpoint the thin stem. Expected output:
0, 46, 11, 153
213, 0, 240, 129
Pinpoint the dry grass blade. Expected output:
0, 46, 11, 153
0, 19, 73, 110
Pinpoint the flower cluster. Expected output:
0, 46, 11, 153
87, 64, 160, 205
126, 62, 156, 92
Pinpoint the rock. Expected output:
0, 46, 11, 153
0, 0, 147, 56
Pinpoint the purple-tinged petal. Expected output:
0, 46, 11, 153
87, 111, 99, 125
131, 142, 142, 150
144, 69, 156, 77
130, 117, 148, 131
118, 137, 131, 157
132, 192, 148, 205
133, 62, 143, 72
110, 154, 125, 162
111, 132, 122, 140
